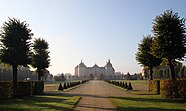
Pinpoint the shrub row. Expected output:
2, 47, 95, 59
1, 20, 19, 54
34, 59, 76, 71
149, 80, 186, 98
58, 80, 89, 91
0, 81, 44, 98
0, 82, 13, 98
105, 80, 133, 90
149, 80, 160, 94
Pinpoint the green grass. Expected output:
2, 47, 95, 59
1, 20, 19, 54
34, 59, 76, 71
0, 94, 80, 111
110, 91, 186, 111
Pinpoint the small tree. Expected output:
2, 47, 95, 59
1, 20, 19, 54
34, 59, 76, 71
32, 38, 50, 81
58, 83, 63, 91
152, 10, 186, 80
124, 82, 128, 89
136, 35, 162, 80
63, 83, 67, 89
0, 18, 33, 96
128, 82, 133, 90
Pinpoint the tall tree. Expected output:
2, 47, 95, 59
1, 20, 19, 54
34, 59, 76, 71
0, 18, 33, 96
152, 10, 186, 80
32, 38, 50, 81
136, 35, 162, 80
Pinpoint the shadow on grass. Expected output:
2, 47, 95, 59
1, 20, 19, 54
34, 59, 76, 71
112, 96, 186, 103
131, 91, 158, 95
77, 104, 115, 110
117, 107, 186, 111
62, 92, 107, 98
0, 108, 25, 111
0, 94, 76, 111
135, 93, 157, 95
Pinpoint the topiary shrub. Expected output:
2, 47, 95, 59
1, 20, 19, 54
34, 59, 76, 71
67, 82, 70, 88
122, 82, 125, 87
128, 82, 133, 90
58, 83, 63, 91
63, 83, 67, 89
124, 82, 128, 89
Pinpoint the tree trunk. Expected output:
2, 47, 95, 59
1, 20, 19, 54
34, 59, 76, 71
168, 59, 176, 80
38, 68, 42, 81
149, 67, 153, 80
12, 64, 18, 97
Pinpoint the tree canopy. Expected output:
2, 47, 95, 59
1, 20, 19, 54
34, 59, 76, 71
136, 35, 162, 80
152, 10, 186, 80
0, 18, 33, 66
32, 38, 50, 81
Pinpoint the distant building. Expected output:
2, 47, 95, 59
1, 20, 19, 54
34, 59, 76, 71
65, 73, 72, 80
123, 72, 142, 80
75, 59, 115, 80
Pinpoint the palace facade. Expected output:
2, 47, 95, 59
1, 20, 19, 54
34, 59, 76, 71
74, 59, 115, 80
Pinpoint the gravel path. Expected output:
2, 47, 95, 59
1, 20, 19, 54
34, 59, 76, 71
63, 80, 132, 111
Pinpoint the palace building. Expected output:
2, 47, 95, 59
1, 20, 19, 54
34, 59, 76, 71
74, 59, 115, 80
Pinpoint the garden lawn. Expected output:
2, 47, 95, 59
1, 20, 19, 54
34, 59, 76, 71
0, 94, 80, 111
110, 92, 186, 111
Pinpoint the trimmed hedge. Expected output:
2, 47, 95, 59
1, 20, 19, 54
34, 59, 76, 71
160, 80, 186, 98
178, 80, 186, 98
149, 80, 160, 94
33, 81, 44, 95
0, 82, 13, 99
0, 81, 44, 98
17, 81, 33, 96
149, 79, 186, 98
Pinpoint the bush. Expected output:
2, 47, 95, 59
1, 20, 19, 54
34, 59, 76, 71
124, 82, 128, 89
0, 81, 44, 98
160, 80, 186, 98
63, 83, 67, 89
178, 79, 186, 98
122, 82, 125, 87
0, 82, 12, 99
33, 81, 44, 95
58, 83, 63, 91
149, 80, 160, 94
160, 80, 172, 97
16, 81, 33, 97
128, 82, 133, 90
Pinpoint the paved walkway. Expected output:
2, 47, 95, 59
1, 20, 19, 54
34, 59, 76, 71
63, 80, 132, 111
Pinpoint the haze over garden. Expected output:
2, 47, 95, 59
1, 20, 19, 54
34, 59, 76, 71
0, 0, 186, 76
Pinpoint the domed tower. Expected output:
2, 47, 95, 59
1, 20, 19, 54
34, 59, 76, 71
78, 60, 86, 77
105, 59, 115, 77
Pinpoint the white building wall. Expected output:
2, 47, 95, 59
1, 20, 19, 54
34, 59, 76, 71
75, 60, 115, 79
79, 67, 86, 77
85, 68, 94, 76
75, 67, 78, 76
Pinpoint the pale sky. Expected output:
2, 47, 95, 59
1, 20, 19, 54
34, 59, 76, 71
0, 0, 186, 75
